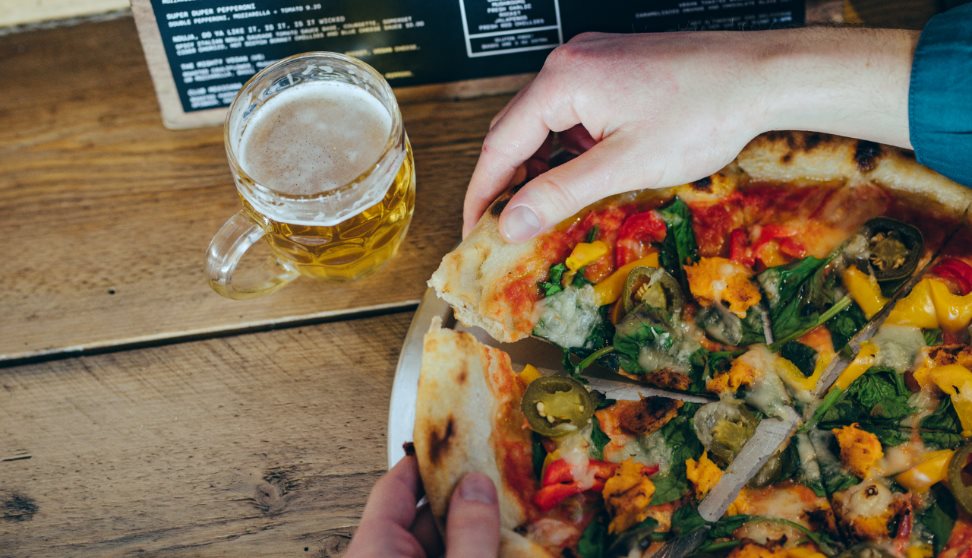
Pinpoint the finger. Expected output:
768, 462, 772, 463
359, 456, 422, 528
489, 83, 531, 130
445, 473, 500, 558
498, 133, 657, 242
462, 75, 577, 236
411, 502, 444, 558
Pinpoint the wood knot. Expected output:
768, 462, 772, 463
252, 467, 300, 516
3, 493, 38, 522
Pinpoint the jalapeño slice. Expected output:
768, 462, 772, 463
948, 442, 972, 515
521, 375, 595, 437
620, 267, 683, 319
863, 217, 923, 283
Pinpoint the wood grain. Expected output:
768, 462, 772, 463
0, 16, 510, 361
0, 311, 412, 557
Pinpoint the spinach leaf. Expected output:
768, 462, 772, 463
590, 415, 610, 460
780, 341, 817, 377
573, 267, 593, 287
920, 398, 965, 449
670, 506, 706, 536
586, 225, 600, 243
540, 262, 567, 297
917, 484, 957, 556
658, 197, 699, 290
923, 328, 944, 346
531, 432, 547, 483
707, 514, 751, 539
690, 348, 733, 393
614, 322, 675, 374
607, 516, 660, 557
825, 303, 867, 351
758, 257, 827, 341
578, 512, 608, 558
650, 403, 702, 505
819, 367, 912, 433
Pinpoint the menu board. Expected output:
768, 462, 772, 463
132, 0, 804, 128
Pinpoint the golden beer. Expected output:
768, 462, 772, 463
207, 52, 416, 298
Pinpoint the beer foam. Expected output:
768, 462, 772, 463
239, 80, 393, 196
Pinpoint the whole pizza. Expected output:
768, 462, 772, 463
414, 132, 972, 558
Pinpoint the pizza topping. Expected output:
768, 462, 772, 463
862, 217, 924, 283
931, 257, 972, 295
602, 458, 657, 534
565, 240, 609, 274
591, 254, 660, 307
533, 284, 601, 349
833, 341, 880, 391
521, 375, 595, 437
613, 304, 699, 376
686, 450, 723, 500
686, 257, 762, 318
842, 267, 886, 319
923, 365, 972, 436
708, 353, 759, 394
620, 266, 683, 318
615, 397, 682, 437
693, 398, 758, 468
948, 443, 972, 515
886, 279, 940, 329
832, 479, 901, 540
895, 449, 955, 492
518, 363, 543, 384
833, 424, 884, 478
533, 456, 620, 511
615, 210, 667, 267
871, 325, 925, 373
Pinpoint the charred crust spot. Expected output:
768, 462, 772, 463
2, 494, 38, 522
855, 140, 882, 173
402, 441, 416, 456
428, 416, 455, 465
691, 176, 713, 191
490, 198, 509, 217
781, 153, 792, 164
514, 524, 528, 535
804, 133, 823, 151
618, 397, 683, 436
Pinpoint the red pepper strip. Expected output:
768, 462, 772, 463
534, 482, 584, 511
541, 458, 574, 486
616, 211, 667, 267
933, 257, 972, 295
642, 464, 660, 476
729, 228, 754, 266
752, 224, 807, 263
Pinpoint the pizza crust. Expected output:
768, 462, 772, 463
431, 132, 972, 344
413, 318, 553, 557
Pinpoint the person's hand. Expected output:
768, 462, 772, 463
463, 28, 918, 242
344, 455, 501, 558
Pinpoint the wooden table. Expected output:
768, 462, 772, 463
0, 3, 943, 555
0, 15, 507, 556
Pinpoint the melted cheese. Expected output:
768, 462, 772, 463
556, 431, 596, 489
534, 285, 600, 349
686, 257, 761, 318
872, 325, 925, 373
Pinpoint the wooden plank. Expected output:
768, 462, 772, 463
0, 311, 413, 556
0, 17, 510, 361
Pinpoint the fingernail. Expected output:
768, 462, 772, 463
458, 473, 497, 504
502, 205, 541, 242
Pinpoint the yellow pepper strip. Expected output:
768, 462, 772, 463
927, 364, 972, 436
566, 241, 609, 271
592, 254, 660, 307
685, 451, 723, 500
895, 449, 955, 492
906, 545, 934, 558
887, 279, 939, 329
834, 341, 879, 390
841, 267, 886, 319
519, 364, 542, 384
929, 278, 972, 331
776, 351, 834, 393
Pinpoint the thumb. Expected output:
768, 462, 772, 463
445, 473, 500, 558
498, 134, 663, 243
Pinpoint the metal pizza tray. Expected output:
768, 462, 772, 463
386, 288, 702, 466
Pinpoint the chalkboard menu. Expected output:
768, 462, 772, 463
132, 0, 804, 128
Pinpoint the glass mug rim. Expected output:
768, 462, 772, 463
224, 51, 405, 224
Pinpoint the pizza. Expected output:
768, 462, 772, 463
415, 131, 972, 557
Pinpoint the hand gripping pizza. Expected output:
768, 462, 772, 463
416, 132, 972, 557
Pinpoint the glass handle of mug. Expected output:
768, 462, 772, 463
206, 210, 300, 299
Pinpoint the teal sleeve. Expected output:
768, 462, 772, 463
909, 3, 972, 187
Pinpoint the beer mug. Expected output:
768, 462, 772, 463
206, 52, 416, 299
